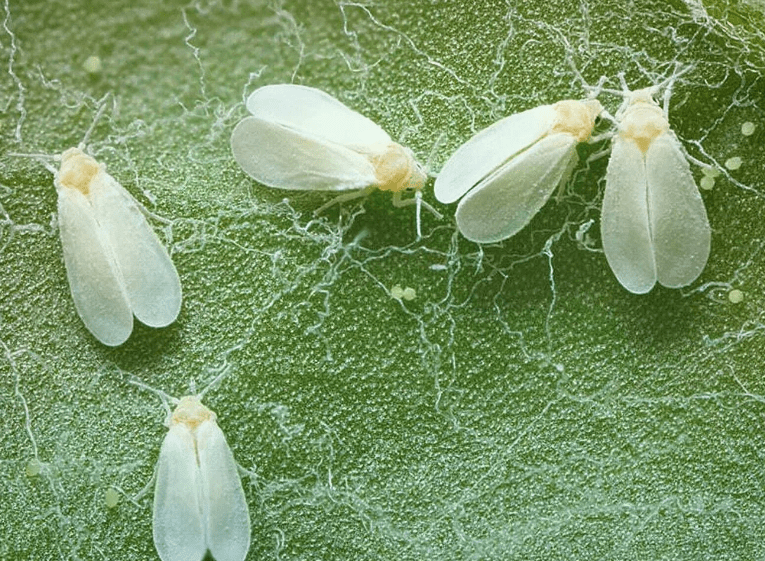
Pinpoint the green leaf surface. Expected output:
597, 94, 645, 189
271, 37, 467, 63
2, 1, 764, 560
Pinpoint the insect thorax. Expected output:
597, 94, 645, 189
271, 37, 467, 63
57, 148, 101, 196
618, 103, 669, 154
170, 396, 216, 430
370, 142, 426, 193
550, 99, 603, 142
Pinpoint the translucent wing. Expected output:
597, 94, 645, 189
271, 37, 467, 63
434, 104, 556, 204
231, 116, 379, 191
245, 84, 391, 149
601, 138, 657, 294
153, 424, 206, 561
454, 133, 578, 243
57, 188, 133, 346
197, 420, 251, 561
88, 172, 182, 327
646, 132, 710, 288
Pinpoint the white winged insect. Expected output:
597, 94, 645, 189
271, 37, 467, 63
230, 84, 441, 238
153, 395, 251, 561
600, 83, 710, 294
130, 374, 251, 561
55, 148, 182, 345
434, 98, 603, 243
16, 101, 182, 346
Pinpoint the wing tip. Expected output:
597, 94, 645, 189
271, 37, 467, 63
133, 284, 182, 329
433, 175, 464, 205
620, 280, 656, 295
82, 312, 133, 347
603, 255, 658, 295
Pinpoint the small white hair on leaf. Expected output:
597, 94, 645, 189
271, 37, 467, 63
434, 98, 603, 243
230, 84, 442, 239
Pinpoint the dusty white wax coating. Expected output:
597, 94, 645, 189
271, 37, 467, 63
601, 88, 711, 294
55, 148, 181, 345
231, 84, 426, 193
153, 396, 251, 561
230, 84, 439, 237
434, 98, 603, 243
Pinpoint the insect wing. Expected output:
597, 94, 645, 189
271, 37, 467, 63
454, 133, 578, 243
57, 188, 133, 346
435, 104, 556, 204
88, 173, 182, 327
646, 132, 710, 288
197, 419, 251, 561
153, 424, 206, 561
231, 116, 379, 191
245, 84, 391, 149
601, 137, 657, 294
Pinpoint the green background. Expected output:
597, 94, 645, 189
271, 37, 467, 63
2, 0, 765, 559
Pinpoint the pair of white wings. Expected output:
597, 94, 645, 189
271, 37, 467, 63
602, 130, 710, 294
434, 104, 581, 244
57, 170, 181, 346
153, 419, 250, 561
230, 84, 393, 192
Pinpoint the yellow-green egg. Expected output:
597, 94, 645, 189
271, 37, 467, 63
741, 122, 755, 136
105, 487, 120, 508
725, 156, 742, 171
25, 458, 41, 477
728, 289, 744, 304
699, 176, 715, 191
